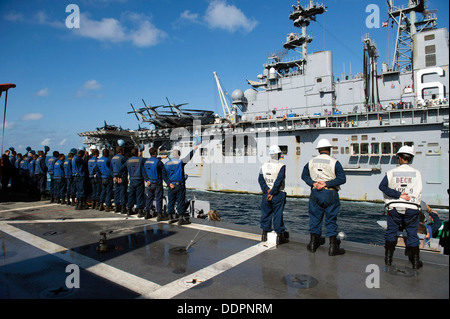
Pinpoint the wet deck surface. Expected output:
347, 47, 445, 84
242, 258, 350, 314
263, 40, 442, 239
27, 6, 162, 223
0, 200, 448, 300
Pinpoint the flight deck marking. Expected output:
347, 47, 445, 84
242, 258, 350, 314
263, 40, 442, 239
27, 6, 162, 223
0, 222, 162, 296
0, 207, 267, 299
0, 203, 60, 215
144, 243, 268, 299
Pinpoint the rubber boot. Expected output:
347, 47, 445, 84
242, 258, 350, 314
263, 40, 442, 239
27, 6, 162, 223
121, 206, 128, 214
75, 199, 80, 210
276, 232, 289, 245
156, 213, 169, 222
60, 196, 66, 205
66, 196, 72, 206
144, 210, 152, 220
384, 241, 396, 266
79, 198, 88, 210
71, 195, 76, 206
127, 207, 135, 216
137, 208, 145, 218
261, 230, 268, 242
115, 204, 121, 213
307, 233, 325, 253
328, 236, 345, 256
177, 215, 191, 226
99, 203, 105, 211
105, 206, 113, 212
91, 200, 97, 210
409, 246, 423, 269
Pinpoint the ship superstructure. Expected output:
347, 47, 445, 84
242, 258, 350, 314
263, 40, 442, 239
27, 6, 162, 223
79, 0, 449, 207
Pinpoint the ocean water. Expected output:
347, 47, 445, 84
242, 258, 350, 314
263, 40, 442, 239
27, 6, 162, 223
186, 189, 449, 246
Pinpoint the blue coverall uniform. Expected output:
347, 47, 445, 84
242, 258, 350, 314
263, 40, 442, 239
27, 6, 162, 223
111, 153, 128, 210
162, 150, 195, 218
143, 156, 165, 215
379, 175, 420, 247
97, 156, 114, 207
258, 165, 287, 234
301, 159, 346, 237
124, 156, 145, 210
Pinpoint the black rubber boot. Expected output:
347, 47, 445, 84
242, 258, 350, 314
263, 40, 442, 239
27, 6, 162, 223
409, 246, 423, 269
79, 198, 88, 210
261, 230, 268, 242
71, 196, 76, 206
99, 203, 105, 211
115, 204, 121, 213
156, 213, 169, 222
307, 233, 325, 252
328, 236, 345, 256
276, 232, 289, 245
127, 207, 135, 216
177, 216, 191, 226
384, 241, 396, 266
137, 208, 145, 218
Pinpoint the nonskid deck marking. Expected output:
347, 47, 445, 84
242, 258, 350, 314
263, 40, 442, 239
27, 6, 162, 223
0, 203, 60, 215
0, 220, 269, 299
0, 222, 162, 296
143, 242, 270, 299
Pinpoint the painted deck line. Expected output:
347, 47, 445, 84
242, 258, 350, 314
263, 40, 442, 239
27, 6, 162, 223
0, 222, 162, 296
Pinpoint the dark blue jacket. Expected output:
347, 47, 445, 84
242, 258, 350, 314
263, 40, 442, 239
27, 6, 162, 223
97, 156, 113, 179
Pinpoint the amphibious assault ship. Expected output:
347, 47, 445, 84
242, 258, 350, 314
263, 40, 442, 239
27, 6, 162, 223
79, 0, 449, 207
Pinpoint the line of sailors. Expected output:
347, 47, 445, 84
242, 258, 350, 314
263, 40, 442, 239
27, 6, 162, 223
1, 144, 198, 226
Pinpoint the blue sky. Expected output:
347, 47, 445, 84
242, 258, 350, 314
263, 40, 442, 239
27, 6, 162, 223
1, 0, 448, 154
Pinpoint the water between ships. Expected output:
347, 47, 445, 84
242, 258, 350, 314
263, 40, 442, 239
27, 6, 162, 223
186, 189, 449, 246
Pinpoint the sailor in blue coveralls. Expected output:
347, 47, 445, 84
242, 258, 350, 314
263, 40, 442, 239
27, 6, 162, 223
162, 145, 198, 225
18, 153, 30, 194
112, 146, 128, 214
88, 148, 101, 209
53, 153, 66, 203
34, 150, 48, 201
379, 145, 423, 269
258, 145, 289, 244
73, 149, 89, 210
301, 138, 346, 256
143, 147, 167, 220
46, 151, 59, 203
96, 148, 114, 212
123, 147, 146, 216
63, 150, 76, 206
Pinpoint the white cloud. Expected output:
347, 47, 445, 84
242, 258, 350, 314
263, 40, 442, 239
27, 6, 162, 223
36, 87, 50, 97
40, 138, 51, 146
204, 0, 258, 33
179, 10, 201, 24
73, 12, 166, 47
35, 11, 65, 28
3, 121, 15, 129
4, 12, 24, 22
77, 79, 102, 97
83, 79, 102, 90
21, 113, 44, 121
58, 138, 67, 146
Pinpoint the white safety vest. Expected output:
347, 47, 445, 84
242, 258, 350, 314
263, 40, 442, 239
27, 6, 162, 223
384, 164, 422, 212
308, 154, 339, 190
261, 159, 285, 191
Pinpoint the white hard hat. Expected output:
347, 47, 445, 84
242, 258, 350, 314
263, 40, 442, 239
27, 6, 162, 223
315, 138, 333, 149
397, 145, 415, 156
89, 145, 97, 150
269, 145, 282, 155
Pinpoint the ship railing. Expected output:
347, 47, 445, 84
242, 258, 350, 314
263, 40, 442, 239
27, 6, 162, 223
240, 102, 448, 132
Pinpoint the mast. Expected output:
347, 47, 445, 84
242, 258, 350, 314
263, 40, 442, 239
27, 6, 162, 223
388, 0, 437, 72
283, 0, 327, 59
